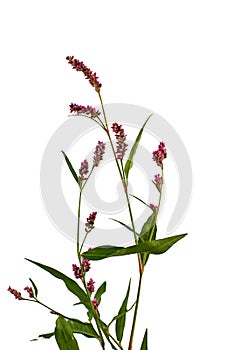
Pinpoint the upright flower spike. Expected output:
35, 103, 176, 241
150, 203, 158, 212
153, 173, 163, 192
93, 141, 106, 167
152, 141, 167, 167
7, 286, 23, 300
79, 159, 89, 180
72, 264, 83, 279
69, 104, 101, 119
87, 278, 95, 293
111, 122, 128, 160
66, 56, 102, 92
85, 211, 97, 234
82, 258, 91, 272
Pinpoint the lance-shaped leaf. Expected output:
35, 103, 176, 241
61, 151, 80, 187
140, 329, 148, 350
55, 316, 79, 350
108, 302, 136, 327
31, 332, 54, 341
130, 194, 153, 211
110, 218, 135, 234
139, 211, 157, 265
29, 278, 38, 298
115, 279, 131, 342
124, 114, 152, 183
94, 281, 106, 305
70, 319, 99, 339
25, 259, 91, 311
82, 234, 187, 261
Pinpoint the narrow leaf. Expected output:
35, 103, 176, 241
108, 302, 136, 328
94, 281, 106, 304
82, 234, 187, 261
124, 114, 152, 182
140, 329, 148, 350
110, 218, 135, 234
25, 259, 90, 310
116, 279, 131, 342
29, 278, 38, 298
70, 319, 99, 339
130, 194, 153, 210
55, 316, 79, 350
61, 151, 80, 187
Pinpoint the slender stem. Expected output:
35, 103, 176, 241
76, 190, 82, 255
128, 272, 143, 350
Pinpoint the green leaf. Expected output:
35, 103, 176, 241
82, 234, 187, 261
29, 278, 38, 298
61, 151, 80, 187
138, 211, 157, 265
115, 279, 131, 342
25, 259, 90, 311
124, 114, 152, 183
140, 329, 148, 350
94, 281, 106, 304
108, 302, 136, 328
55, 316, 79, 350
130, 194, 153, 211
110, 218, 135, 234
70, 319, 99, 339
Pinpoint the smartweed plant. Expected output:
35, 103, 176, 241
8, 56, 188, 350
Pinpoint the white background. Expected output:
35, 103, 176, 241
1, 0, 233, 349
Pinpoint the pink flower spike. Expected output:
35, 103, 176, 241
79, 159, 89, 180
72, 264, 82, 279
82, 258, 91, 272
7, 286, 22, 300
69, 104, 101, 118
152, 142, 167, 167
85, 212, 97, 234
66, 56, 102, 92
92, 298, 99, 310
111, 123, 128, 160
93, 141, 106, 167
87, 278, 95, 293
24, 286, 34, 298
154, 174, 163, 192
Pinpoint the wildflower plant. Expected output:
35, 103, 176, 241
8, 57, 188, 350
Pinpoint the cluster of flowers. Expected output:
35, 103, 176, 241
8, 286, 34, 300
152, 141, 167, 167
66, 56, 102, 92
111, 122, 128, 160
69, 103, 101, 119
79, 142, 106, 181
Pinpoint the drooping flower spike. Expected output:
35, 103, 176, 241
7, 286, 23, 300
66, 56, 102, 92
69, 104, 101, 119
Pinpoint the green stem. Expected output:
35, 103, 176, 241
127, 272, 143, 350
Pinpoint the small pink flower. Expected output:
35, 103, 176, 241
111, 123, 128, 160
87, 278, 95, 293
24, 286, 34, 298
92, 298, 99, 310
79, 159, 89, 180
152, 142, 167, 167
66, 56, 102, 92
7, 286, 22, 300
93, 141, 106, 167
